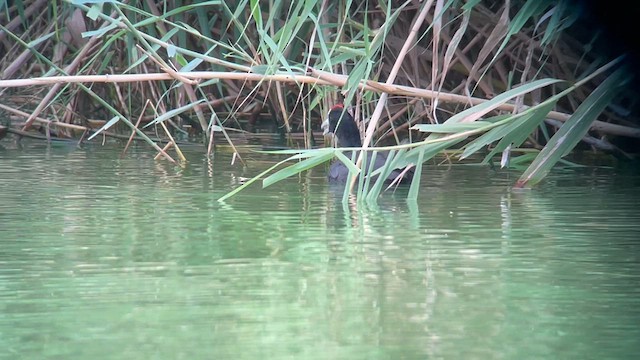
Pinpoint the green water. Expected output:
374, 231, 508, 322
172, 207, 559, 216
1, 141, 639, 359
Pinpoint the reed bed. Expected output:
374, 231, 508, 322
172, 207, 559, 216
0, 0, 637, 201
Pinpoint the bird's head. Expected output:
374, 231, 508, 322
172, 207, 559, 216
321, 104, 361, 147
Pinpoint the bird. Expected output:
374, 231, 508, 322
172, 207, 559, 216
321, 103, 413, 184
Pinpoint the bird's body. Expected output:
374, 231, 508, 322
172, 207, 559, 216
322, 104, 413, 184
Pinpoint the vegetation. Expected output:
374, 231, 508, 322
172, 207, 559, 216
0, 0, 637, 202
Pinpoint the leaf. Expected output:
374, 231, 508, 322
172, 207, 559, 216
167, 44, 177, 57
407, 148, 425, 201
72, 0, 117, 4
438, 8, 470, 94
516, 66, 630, 187
480, 101, 557, 162
449, 78, 562, 124
249, 0, 263, 30
181, 57, 203, 72
458, 101, 556, 160
334, 151, 362, 175
465, 4, 509, 91
540, 1, 580, 47
88, 116, 119, 140
500, 143, 512, 168
218, 161, 284, 203
262, 151, 335, 188
366, 150, 396, 201
257, 148, 333, 157
492, 0, 553, 63
82, 22, 118, 38
86, 4, 103, 21
125, 27, 180, 73
209, 124, 223, 132
257, 28, 294, 73
175, 53, 188, 67
461, 0, 481, 11
144, 100, 205, 128
177, 21, 202, 36
413, 121, 494, 133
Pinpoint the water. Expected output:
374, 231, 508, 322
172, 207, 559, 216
1, 141, 639, 359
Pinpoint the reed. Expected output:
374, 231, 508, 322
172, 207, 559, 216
0, 0, 635, 202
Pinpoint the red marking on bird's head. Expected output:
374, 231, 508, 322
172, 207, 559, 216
330, 103, 344, 111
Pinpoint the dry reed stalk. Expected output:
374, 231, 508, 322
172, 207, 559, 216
3, 66, 638, 139
347, 0, 434, 191
20, 8, 117, 131
122, 100, 152, 158
160, 121, 186, 162
0, 102, 88, 132
0, 0, 47, 43
154, 142, 174, 160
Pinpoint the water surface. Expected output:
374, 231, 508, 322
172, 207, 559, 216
1, 141, 639, 359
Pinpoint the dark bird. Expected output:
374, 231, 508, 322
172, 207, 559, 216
321, 104, 413, 184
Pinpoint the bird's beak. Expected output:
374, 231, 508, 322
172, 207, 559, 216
321, 118, 330, 135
